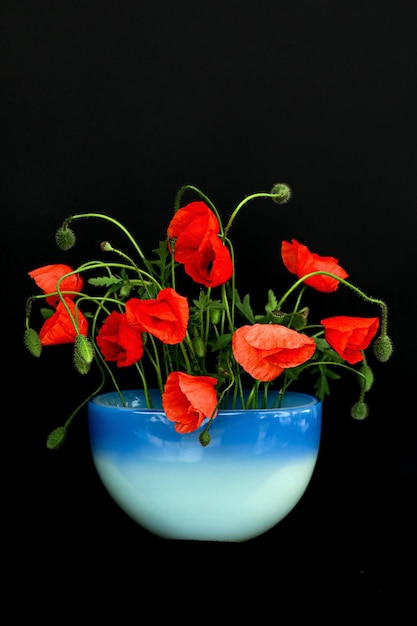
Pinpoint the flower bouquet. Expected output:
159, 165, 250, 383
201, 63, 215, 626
24, 183, 392, 448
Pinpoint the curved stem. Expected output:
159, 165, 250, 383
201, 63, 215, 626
64, 213, 148, 264
63, 357, 107, 428
278, 271, 389, 333
174, 184, 219, 215
224, 192, 282, 238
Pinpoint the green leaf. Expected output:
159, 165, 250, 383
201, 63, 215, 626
88, 276, 121, 287
312, 364, 341, 401
234, 292, 255, 323
265, 289, 279, 315
314, 336, 331, 351
313, 337, 344, 364
209, 333, 233, 352
148, 240, 172, 282
193, 293, 206, 310
40, 307, 55, 320
152, 240, 170, 265
284, 367, 303, 382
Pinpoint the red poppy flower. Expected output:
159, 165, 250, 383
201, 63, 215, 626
38, 298, 88, 346
232, 323, 316, 381
162, 371, 218, 434
321, 316, 380, 364
96, 311, 144, 367
179, 231, 233, 288
125, 287, 189, 344
167, 201, 233, 288
29, 264, 84, 306
281, 239, 348, 293
167, 201, 221, 258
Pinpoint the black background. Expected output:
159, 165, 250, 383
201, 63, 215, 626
2, 0, 416, 610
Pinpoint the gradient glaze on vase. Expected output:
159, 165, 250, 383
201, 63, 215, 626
88, 389, 322, 542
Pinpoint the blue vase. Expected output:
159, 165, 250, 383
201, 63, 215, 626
88, 389, 322, 542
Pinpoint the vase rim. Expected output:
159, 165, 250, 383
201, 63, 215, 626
89, 389, 321, 411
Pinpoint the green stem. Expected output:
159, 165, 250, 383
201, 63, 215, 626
64, 213, 148, 264
180, 340, 192, 374
279, 359, 368, 400
224, 192, 282, 238
221, 282, 234, 333
244, 381, 260, 409
135, 362, 152, 406
145, 335, 164, 392
101, 244, 143, 278
63, 356, 107, 428
203, 290, 211, 348
278, 271, 389, 333
77, 260, 162, 291
307, 360, 368, 379
174, 185, 219, 219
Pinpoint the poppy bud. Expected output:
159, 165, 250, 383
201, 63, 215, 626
101, 240, 114, 252
351, 401, 369, 420
24, 328, 42, 357
74, 334, 94, 365
210, 308, 221, 325
270, 183, 292, 204
55, 225, 76, 251
199, 429, 211, 447
46, 426, 67, 449
120, 283, 132, 298
359, 364, 374, 392
192, 336, 205, 358
73, 350, 91, 375
373, 335, 393, 362
74, 335, 94, 374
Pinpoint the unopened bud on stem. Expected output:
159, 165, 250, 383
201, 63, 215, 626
73, 335, 94, 374
55, 225, 76, 250
373, 335, 393, 362
192, 336, 205, 358
75, 334, 94, 364
199, 429, 211, 447
24, 328, 42, 357
47, 426, 67, 449
271, 183, 292, 204
359, 364, 374, 392
351, 400, 369, 420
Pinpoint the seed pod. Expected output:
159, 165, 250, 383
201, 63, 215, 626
24, 327, 42, 357
373, 335, 393, 363
192, 336, 205, 358
210, 308, 221, 325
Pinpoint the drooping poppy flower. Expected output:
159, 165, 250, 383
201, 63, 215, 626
38, 297, 88, 346
281, 239, 348, 293
321, 316, 380, 364
96, 311, 144, 367
232, 323, 316, 381
162, 371, 218, 434
167, 201, 233, 288
29, 264, 84, 306
168, 201, 221, 256
179, 231, 233, 288
125, 287, 189, 344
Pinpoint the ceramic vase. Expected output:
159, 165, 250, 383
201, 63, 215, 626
88, 389, 322, 542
